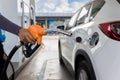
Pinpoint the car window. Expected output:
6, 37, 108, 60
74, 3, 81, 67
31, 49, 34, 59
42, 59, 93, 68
67, 10, 80, 29
90, 0, 105, 20
76, 2, 92, 25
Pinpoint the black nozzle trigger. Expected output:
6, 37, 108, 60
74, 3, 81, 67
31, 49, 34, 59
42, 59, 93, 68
23, 43, 40, 58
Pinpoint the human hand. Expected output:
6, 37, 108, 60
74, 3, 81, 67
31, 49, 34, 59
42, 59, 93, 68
28, 24, 46, 45
18, 28, 36, 44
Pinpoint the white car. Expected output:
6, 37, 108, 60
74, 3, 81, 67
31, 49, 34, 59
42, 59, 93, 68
58, 0, 120, 80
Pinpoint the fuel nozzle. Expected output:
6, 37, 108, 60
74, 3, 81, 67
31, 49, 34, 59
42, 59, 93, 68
28, 24, 72, 45
28, 24, 46, 45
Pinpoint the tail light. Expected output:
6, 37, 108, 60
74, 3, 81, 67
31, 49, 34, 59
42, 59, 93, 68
99, 21, 120, 41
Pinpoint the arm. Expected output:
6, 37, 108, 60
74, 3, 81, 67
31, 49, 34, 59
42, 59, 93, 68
0, 15, 35, 44
0, 14, 21, 35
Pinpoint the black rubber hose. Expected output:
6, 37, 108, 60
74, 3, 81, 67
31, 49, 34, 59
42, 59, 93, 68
0, 42, 40, 80
0, 44, 21, 80
4, 53, 15, 80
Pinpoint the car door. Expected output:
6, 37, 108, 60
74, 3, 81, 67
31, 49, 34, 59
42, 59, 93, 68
60, 10, 80, 62
60, 2, 92, 63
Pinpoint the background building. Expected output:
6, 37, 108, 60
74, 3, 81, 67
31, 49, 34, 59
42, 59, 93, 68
36, 13, 73, 29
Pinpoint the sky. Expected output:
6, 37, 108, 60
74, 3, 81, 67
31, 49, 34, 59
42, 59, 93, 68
35, 0, 90, 13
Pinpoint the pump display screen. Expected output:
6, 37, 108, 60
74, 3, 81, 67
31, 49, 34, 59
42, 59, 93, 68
48, 20, 64, 29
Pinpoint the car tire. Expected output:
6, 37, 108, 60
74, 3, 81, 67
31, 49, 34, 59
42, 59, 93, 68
76, 60, 96, 80
58, 41, 64, 65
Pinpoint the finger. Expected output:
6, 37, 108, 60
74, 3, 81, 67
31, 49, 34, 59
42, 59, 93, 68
25, 36, 35, 44
22, 38, 29, 44
27, 35, 36, 44
19, 33, 26, 42
27, 34, 36, 42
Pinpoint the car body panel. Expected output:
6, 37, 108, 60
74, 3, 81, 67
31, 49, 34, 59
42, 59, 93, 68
94, 39, 120, 80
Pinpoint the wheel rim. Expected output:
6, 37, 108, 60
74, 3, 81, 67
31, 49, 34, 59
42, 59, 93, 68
79, 69, 88, 80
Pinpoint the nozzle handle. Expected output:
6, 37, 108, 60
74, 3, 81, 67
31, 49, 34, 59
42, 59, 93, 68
22, 42, 40, 58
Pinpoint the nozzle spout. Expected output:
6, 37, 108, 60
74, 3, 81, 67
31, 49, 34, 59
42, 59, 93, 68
46, 29, 72, 36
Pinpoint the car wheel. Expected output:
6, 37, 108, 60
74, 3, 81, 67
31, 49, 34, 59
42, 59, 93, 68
76, 60, 96, 80
58, 41, 64, 64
